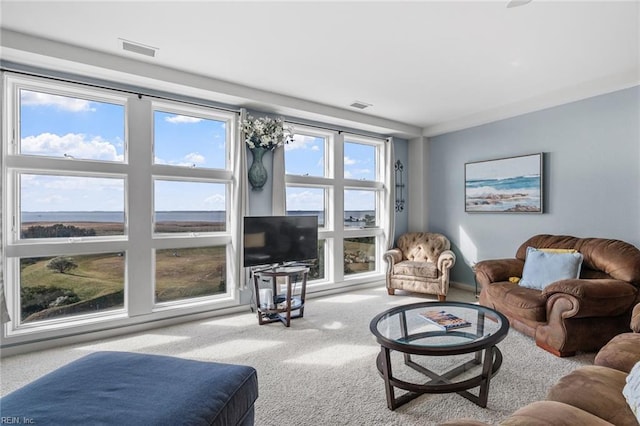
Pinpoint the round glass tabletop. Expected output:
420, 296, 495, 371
370, 301, 509, 355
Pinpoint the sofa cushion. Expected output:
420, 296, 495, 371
595, 332, 640, 373
393, 260, 438, 278
547, 365, 636, 426
483, 282, 547, 323
577, 237, 640, 285
500, 400, 614, 426
519, 247, 583, 290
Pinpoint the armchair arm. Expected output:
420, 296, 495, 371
383, 248, 403, 265
437, 249, 456, 272
383, 248, 403, 280
542, 279, 638, 318
474, 258, 524, 288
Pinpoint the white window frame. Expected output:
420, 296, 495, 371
1, 73, 241, 341
150, 99, 237, 309
284, 125, 387, 290
342, 135, 385, 282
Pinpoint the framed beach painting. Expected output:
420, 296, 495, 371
465, 153, 543, 213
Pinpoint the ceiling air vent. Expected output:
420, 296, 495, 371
506, 0, 533, 8
120, 39, 158, 58
349, 101, 372, 110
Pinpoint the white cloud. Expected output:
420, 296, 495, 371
155, 156, 206, 168
38, 175, 122, 192
184, 152, 205, 164
344, 156, 357, 165
21, 175, 124, 211
204, 194, 225, 208
344, 190, 375, 210
21, 91, 95, 112
284, 135, 320, 151
286, 189, 324, 211
353, 168, 372, 177
21, 133, 123, 161
35, 194, 67, 205
165, 115, 203, 124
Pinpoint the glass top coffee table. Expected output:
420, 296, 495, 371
369, 301, 509, 410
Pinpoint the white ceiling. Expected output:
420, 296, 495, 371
1, 1, 639, 137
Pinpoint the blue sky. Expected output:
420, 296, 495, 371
466, 154, 541, 181
19, 89, 375, 213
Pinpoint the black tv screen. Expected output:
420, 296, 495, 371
243, 215, 318, 267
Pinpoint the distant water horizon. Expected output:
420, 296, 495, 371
22, 210, 376, 226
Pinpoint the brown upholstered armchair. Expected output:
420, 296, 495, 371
476, 234, 640, 357
384, 232, 456, 300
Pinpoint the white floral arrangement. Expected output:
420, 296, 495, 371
240, 114, 294, 150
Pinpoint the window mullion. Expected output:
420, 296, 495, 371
333, 133, 345, 284
127, 96, 154, 317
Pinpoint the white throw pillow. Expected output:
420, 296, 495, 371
519, 247, 583, 290
624, 361, 640, 423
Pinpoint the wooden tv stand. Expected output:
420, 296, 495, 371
253, 266, 309, 327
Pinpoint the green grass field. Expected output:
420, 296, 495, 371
18, 230, 374, 321
155, 247, 226, 302
21, 253, 125, 301
20, 247, 228, 321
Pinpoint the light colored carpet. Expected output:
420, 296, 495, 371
0, 284, 595, 425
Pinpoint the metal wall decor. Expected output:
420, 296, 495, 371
395, 160, 405, 212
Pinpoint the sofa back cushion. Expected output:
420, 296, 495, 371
397, 232, 450, 264
517, 234, 640, 286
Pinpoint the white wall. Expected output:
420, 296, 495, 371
427, 86, 640, 287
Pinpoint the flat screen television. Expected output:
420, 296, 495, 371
243, 215, 318, 268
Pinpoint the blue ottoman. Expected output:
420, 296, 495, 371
0, 351, 258, 426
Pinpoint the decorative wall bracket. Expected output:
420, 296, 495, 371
395, 160, 405, 212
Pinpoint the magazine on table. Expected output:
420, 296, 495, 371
419, 310, 472, 331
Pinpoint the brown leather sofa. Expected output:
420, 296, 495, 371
441, 304, 640, 426
383, 232, 456, 300
475, 234, 640, 357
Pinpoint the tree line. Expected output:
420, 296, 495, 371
22, 223, 96, 239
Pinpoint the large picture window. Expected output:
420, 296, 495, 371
284, 127, 386, 286
2, 74, 240, 338
1, 71, 388, 346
